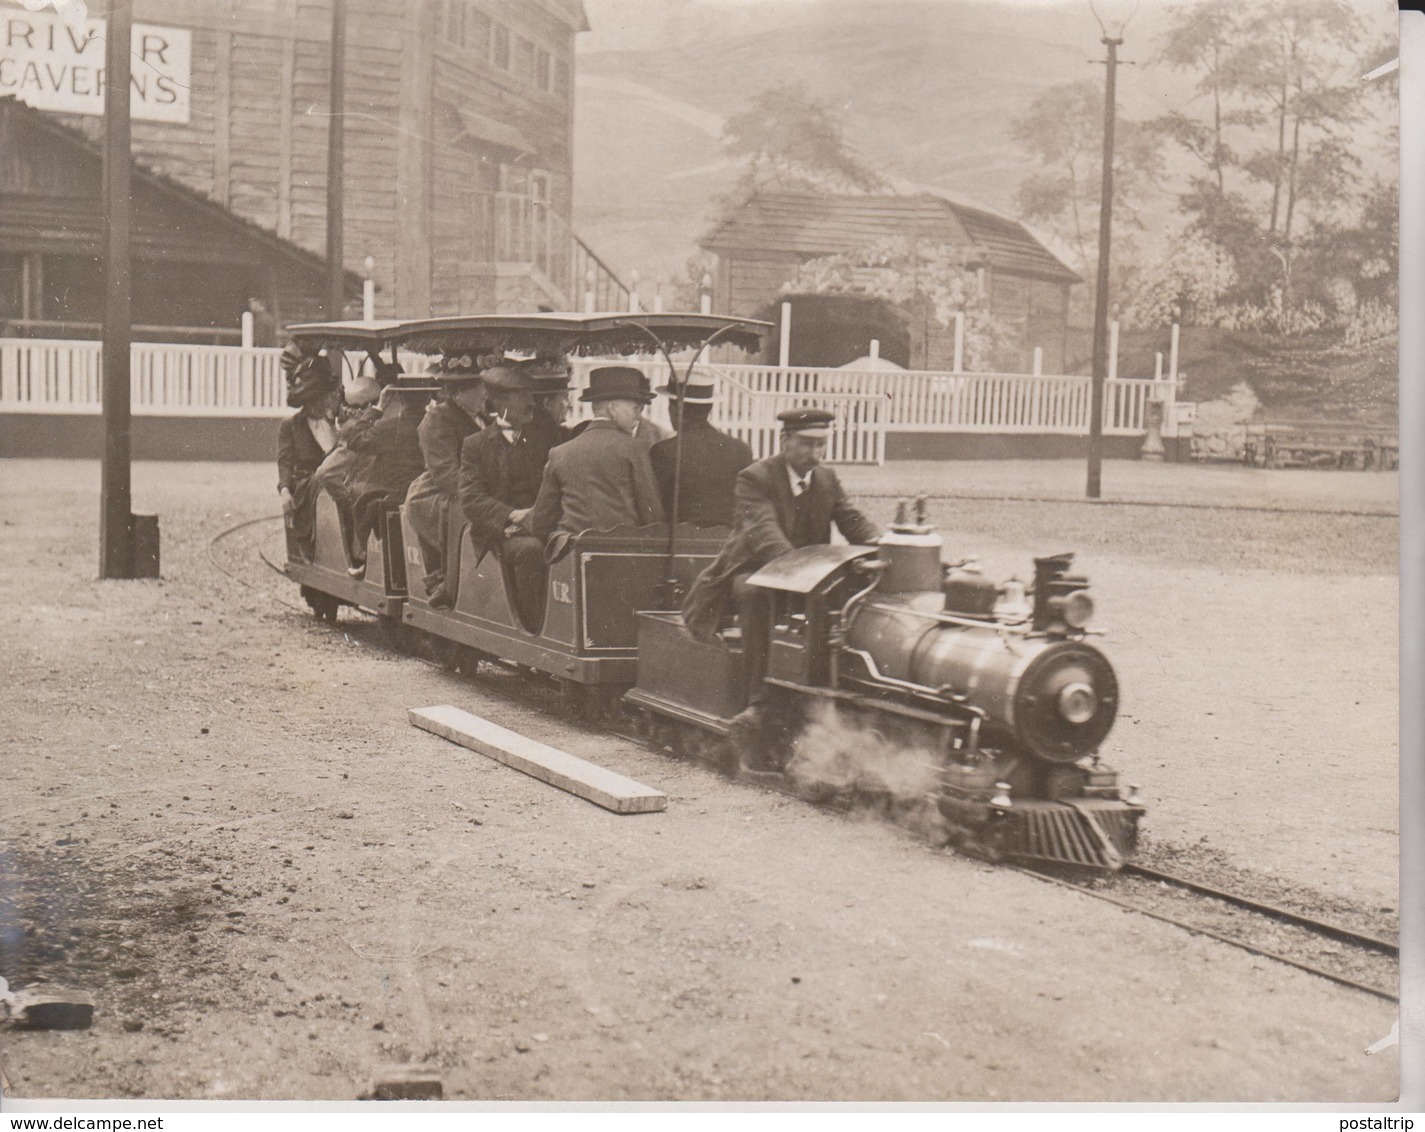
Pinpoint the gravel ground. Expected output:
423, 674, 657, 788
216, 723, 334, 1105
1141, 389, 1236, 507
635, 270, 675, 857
0, 458, 1400, 1103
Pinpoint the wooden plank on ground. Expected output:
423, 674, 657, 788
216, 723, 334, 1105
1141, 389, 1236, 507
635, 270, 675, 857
409, 705, 666, 815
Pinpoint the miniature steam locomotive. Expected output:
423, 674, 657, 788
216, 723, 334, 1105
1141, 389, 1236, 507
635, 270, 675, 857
626, 500, 1143, 870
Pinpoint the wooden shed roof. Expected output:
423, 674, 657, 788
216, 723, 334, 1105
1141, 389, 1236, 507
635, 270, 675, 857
0, 96, 361, 294
700, 191, 1080, 284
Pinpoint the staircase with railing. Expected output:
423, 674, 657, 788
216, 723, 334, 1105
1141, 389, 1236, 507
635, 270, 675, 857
488, 192, 630, 312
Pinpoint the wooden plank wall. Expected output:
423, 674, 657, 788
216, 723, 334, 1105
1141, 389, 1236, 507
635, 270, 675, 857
30, 0, 582, 320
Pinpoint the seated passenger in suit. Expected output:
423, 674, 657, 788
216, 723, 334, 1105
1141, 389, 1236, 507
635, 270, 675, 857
682, 408, 880, 765
404, 357, 486, 608
520, 366, 666, 557
343, 384, 430, 578
457, 366, 562, 625
648, 379, 754, 528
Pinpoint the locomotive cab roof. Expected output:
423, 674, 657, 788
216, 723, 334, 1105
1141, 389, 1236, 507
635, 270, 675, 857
286, 312, 771, 358
746, 544, 880, 594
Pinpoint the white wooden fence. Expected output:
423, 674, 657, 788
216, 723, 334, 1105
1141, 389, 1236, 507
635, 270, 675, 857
2, 338, 1178, 465
711, 364, 1180, 437
0, 339, 287, 417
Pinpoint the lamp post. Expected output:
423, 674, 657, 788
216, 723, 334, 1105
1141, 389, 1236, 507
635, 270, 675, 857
1085, 0, 1136, 499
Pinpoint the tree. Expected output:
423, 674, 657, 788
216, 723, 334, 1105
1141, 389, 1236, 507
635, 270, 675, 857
722, 82, 887, 196
1122, 232, 1238, 329
1154, 1, 1247, 198
1223, 0, 1363, 245
1150, 0, 1374, 332
1010, 80, 1162, 275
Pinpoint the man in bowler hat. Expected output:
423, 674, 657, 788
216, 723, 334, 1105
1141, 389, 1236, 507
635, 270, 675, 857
682, 408, 879, 763
521, 366, 666, 552
648, 379, 753, 527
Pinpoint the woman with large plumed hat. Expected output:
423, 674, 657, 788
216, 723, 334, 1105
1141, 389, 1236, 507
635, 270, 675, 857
277, 350, 342, 560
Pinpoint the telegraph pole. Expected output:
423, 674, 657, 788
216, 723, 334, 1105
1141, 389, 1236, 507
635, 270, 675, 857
326, 0, 347, 319
99, 0, 134, 578
1086, 34, 1121, 500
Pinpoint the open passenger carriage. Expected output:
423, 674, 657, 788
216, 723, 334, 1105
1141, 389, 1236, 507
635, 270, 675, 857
282, 312, 772, 701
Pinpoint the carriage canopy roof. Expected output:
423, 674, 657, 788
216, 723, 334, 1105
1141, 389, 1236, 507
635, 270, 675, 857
286, 312, 771, 356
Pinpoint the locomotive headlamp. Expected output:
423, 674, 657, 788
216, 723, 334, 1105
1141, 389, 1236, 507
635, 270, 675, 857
990, 782, 1013, 809
1048, 589, 1094, 629
1057, 682, 1098, 725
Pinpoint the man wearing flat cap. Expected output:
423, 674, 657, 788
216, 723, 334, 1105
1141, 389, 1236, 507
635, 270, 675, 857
457, 365, 562, 624
404, 356, 487, 608
521, 366, 666, 553
683, 408, 880, 751
648, 379, 753, 527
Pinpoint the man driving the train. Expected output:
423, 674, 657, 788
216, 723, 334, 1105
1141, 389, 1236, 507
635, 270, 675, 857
682, 408, 880, 764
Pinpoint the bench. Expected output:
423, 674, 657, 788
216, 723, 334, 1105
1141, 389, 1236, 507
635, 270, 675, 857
1244, 418, 1398, 471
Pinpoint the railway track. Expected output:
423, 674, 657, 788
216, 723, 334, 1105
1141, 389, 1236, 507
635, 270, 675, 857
1018, 862, 1399, 1002
219, 523, 1401, 1005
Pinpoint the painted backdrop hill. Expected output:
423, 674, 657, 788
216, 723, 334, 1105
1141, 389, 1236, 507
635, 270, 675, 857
573, 0, 1397, 301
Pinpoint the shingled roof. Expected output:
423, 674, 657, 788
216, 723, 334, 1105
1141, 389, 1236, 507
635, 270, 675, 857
0, 96, 362, 294
700, 191, 1080, 285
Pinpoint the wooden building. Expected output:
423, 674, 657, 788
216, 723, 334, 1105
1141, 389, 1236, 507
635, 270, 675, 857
0, 96, 358, 341
0, 0, 608, 338
700, 191, 1080, 373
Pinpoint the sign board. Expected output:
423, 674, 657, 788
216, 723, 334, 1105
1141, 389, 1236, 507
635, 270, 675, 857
1173, 402, 1198, 424
1, 8, 191, 123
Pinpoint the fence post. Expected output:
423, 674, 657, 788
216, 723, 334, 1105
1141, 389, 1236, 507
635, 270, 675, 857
869, 338, 879, 361
953, 311, 964, 372
778, 302, 791, 368
1032, 346, 1042, 376
1107, 319, 1119, 382
1169, 322, 1180, 381
653, 280, 664, 313
700, 273, 712, 315
1154, 351, 1162, 380
362, 256, 375, 321
241, 312, 255, 348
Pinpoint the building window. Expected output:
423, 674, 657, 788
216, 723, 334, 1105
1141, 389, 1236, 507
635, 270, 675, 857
468, 8, 491, 57
514, 36, 535, 82
536, 49, 551, 92
445, 0, 466, 46
492, 22, 509, 69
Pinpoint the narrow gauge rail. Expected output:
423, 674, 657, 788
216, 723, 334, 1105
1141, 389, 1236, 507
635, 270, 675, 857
1121, 863, 1399, 955
1017, 865, 1398, 1003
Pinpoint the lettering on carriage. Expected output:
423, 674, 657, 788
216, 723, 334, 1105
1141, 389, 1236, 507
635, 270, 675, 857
550, 580, 573, 605
0, 10, 190, 123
